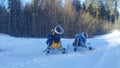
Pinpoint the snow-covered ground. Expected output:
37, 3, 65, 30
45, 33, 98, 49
0, 30, 120, 68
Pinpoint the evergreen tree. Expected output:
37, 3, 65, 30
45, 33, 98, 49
0, 6, 8, 33
72, 0, 81, 12
8, 0, 22, 36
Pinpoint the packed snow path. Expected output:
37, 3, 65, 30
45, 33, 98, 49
0, 30, 120, 68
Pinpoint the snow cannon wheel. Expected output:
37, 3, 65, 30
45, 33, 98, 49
74, 48, 77, 52
46, 48, 50, 54
74, 46, 78, 52
89, 47, 92, 50
47, 50, 50, 54
62, 48, 66, 54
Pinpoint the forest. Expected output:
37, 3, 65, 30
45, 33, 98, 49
0, 0, 120, 38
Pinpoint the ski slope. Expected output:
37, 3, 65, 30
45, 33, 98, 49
0, 30, 120, 68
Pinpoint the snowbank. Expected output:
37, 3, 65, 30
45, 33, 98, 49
0, 30, 120, 68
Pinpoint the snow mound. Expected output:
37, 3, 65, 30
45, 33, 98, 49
0, 30, 120, 68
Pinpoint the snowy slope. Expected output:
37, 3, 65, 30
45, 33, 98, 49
0, 30, 120, 68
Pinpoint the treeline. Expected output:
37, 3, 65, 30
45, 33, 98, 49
0, 0, 119, 38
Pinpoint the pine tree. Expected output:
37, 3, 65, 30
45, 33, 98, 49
0, 6, 8, 33
72, 0, 81, 12
8, 0, 21, 36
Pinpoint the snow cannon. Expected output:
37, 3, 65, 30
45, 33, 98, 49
54, 25, 64, 35
43, 25, 66, 54
73, 32, 92, 51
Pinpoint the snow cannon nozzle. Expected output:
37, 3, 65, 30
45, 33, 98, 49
82, 32, 88, 38
54, 25, 64, 35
